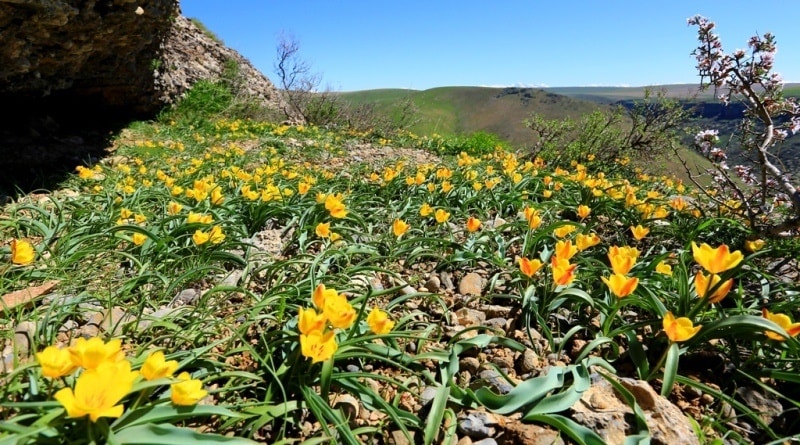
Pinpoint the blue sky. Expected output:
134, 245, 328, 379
181, 1, 800, 92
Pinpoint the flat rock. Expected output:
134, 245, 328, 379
570, 375, 700, 445
459, 272, 484, 296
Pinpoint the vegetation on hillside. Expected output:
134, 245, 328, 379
1, 16, 799, 445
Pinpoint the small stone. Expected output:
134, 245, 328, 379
481, 305, 511, 318
439, 271, 455, 290
220, 269, 243, 287
472, 439, 498, 445
456, 437, 473, 445
458, 411, 499, 439
424, 275, 441, 292
459, 272, 483, 296
484, 317, 508, 333
419, 386, 438, 407
390, 429, 415, 445
517, 349, 541, 374
455, 308, 486, 327
473, 369, 514, 394
14, 321, 37, 358
460, 357, 481, 374
331, 394, 360, 422
736, 386, 783, 425
170, 288, 200, 306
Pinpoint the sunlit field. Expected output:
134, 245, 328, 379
2, 82, 799, 444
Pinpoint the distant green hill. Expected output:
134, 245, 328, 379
338, 86, 604, 147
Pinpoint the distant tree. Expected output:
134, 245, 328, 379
685, 15, 800, 237
524, 88, 690, 172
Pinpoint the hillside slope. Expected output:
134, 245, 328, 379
339, 87, 605, 146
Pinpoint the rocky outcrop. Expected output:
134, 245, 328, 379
0, 0, 283, 118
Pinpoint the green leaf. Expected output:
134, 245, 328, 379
423, 383, 450, 445
112, 404, 246, 431
525, 363, 591, 415
660, 343, 680, 397
112, 423, 258, 444
472, 366, 566, 414
524, 413, 607, 445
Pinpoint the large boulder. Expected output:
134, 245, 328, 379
0, 0, 283, 118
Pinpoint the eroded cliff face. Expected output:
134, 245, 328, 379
0, 0, 282, 116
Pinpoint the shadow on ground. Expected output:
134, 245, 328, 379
0, 93, 149, 199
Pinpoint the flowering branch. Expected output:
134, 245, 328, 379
686, 15, 800, 236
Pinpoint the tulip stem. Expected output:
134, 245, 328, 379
645, 342, 671, 381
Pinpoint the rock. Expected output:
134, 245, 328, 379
498, 417, 565, 445
331, 394, 359, 423
481, 305, 511, 319
220, 269, 243, 287
0, 2, 284, 116
483, 317, 509, 333
736, 386, 783, 425
517, 348, 541, 374
439, 271, 455, 291
472, 440, 498, 445
424, 275, 441, 292
389, 429, 415, 445
457, 410, 499, 439
419, 386, 439, 407
13, 321, 37, 358
472, 369, 514, 395
456, 437, 473, 445
455, 308, 486, 327
570, 376, 700, 445
460, 357, 481, 374
459, 273, 484, 296
170, 288, 200, 307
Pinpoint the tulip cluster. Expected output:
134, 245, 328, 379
36, 337, 207, 423
298, 284, 395, 363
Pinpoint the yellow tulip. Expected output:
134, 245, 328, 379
694, 272, 733, 304
392, 219, 410, 237
691, 242, 743, 274
69, 337, 125, 370
554, 240, 578, 260
315, 222, 331, 238
208, 226, 225, 244
466, 216, 482, 233
419, 203, 433, 217
762, 308, 800, 341
10, 239, 35, 265
300, 330, 338, 363
131, 233, 147, 246
601, 273, 639, 298
744, 239, 765, 253
434, 209, 451, 224
170, 371, 208, 406
577, 205, 591, 220
321, 292, 356, 329
655, 261, 673, 276
367, 307, 395, 335
630, 225, 650, 241
662, 311, 701, 343
519, 257, 544, 278
551, 256, 578, 286
55, 360, 138, 422
141, 350, 179, 381
192, 229, 210, 246
575, 233, 601, 251
298, 307, 327, 335
312, 283, 338, 309
324, 194, 348, 219
167, 201, 183, 215
36, 346, 77, 378
553, 225, 576, 238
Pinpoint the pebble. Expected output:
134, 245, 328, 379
473, 369, 514, 394
458, 411, 499, 439
439, 271, 455, 290
517, 349, 541, 374
170, 288, 200, 306
458, 273, 483, 296
460, 357, 481, 374
424, 275, 441, 292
